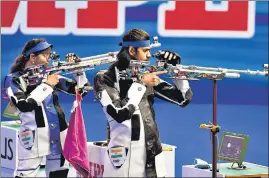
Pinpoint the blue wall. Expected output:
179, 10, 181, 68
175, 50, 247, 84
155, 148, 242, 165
1, 1, 268, 176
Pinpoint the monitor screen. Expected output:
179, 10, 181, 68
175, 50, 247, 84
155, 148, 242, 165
217, 132, 249, 165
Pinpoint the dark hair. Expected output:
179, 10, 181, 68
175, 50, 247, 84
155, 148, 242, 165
10, 38, 46, 73
121, 28, 150, 44
116, 29, 150, 70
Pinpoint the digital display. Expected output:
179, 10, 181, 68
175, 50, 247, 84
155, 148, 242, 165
219, 135, 245, 160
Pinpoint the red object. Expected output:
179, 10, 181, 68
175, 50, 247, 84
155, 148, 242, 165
165, 1, 249, 31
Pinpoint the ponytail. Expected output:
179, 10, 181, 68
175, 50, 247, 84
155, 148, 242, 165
10, 54, 28, 73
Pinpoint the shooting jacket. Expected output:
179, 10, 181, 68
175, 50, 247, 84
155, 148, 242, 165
6, 75, 90, 159
94, 60, 193, 177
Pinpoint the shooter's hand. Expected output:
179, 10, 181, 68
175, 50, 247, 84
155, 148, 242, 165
154, 50, 181, 66
65, 53, 88, 88
65, 53, 81, 63
140, 71, 167, 87
46, 71, 61, 87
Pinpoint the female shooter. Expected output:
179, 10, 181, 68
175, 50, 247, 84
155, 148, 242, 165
6, 38, 90, 178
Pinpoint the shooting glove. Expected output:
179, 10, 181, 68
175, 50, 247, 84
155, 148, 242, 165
155, 50, 181, 66
65, 53, 88, 88
65, 53, 81, 63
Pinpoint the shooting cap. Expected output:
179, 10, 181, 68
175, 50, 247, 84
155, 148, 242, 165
25, 41, 53, 56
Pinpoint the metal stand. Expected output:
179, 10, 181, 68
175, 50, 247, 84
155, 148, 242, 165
200, 79, 220, 178
212, 80, 218, 178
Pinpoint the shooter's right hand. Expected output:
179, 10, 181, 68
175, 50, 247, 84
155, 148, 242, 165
140, 71, 167, 87
46, 71, 61, 87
